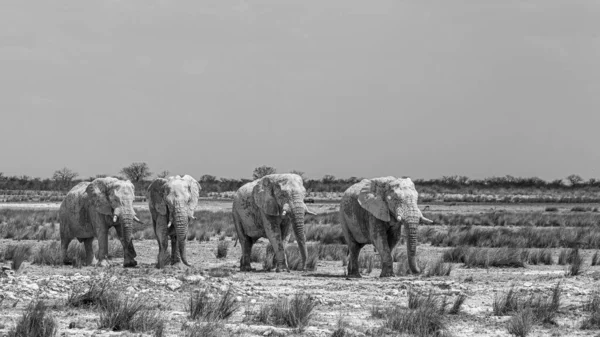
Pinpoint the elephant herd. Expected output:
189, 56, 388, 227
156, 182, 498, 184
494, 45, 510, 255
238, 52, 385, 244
59, 173, 433, 277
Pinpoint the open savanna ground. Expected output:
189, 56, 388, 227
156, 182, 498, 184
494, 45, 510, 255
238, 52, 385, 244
1, 202, 600, 336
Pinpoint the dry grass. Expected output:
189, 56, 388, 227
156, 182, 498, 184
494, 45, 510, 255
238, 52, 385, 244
566, 248, 584, 276
425, 258, 452, 277
7, 300, 57, 337
215, 241, 229, 259
66, 273, 112, 309
582, 292, 600, 330
250, 292, 318, 331
188, 287, 239, 321
507, 309, 534, 337
494, 283, 561, 325
97, 293, 165, 336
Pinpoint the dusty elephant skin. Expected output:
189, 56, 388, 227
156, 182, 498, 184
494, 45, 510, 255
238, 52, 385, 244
147, 175, 201, 268
59, 177, 141, 267
232, 173, 315, 272
340, 176, 433, 277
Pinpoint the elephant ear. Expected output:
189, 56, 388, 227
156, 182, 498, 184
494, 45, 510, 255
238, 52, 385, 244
147, 178, 168, 215
182, 175, 201, 216
85, 178, 113, 215
357, 179, 390, 222
253, 177, 280, 216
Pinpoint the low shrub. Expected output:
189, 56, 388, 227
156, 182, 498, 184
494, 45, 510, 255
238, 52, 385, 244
215, 241, 229, 259
566, 248, 584, 276
7, 300, 57, 337
449, 294, 467, 315
251, 292, 318, 331
188, 287, 239, 321
507, 309, 534, 337
425, 258, 452, 277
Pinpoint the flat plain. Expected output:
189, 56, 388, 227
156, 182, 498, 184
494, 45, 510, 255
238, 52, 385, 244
1, 201, 600, 337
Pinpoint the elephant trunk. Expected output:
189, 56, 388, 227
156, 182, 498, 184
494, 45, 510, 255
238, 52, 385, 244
173, 203, 190, 266
290, 194, 307, 271
114, 208, 137, 262
402, 207, 421, 274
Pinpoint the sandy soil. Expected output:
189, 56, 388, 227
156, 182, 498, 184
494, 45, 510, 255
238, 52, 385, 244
1, 202, 600, 336
1, 237, 600, 337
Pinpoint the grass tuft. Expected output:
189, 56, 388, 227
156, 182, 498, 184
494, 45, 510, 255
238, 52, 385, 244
7, 300, 57, 337
425, 258, 452, 277
251, 292, 318, 331
215, 241, 229, 259
566, 248, 584, 276
188, 287, 239, 321
507, 309, 534, 337
449, 294, 467, 315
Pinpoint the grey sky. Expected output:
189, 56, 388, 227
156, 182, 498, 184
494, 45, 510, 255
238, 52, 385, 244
1, 0, 599, 180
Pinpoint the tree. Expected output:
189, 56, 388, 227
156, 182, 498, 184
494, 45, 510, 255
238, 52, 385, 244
52, 167, 78, 190
322, 174, 336, 183
290, 170, 305, 179
200, 174, 218, 183
252, 166, 276, 180
157, 170, 170, 178
566, 174, 583, 186
120, 162, 152, 182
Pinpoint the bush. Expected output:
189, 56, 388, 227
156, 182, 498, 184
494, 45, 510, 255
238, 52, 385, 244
582, 292, 600, 329
465, 248, 525, 269
566, 248, 584, 276
98, 294, 165, 335
189, 287, 239, 321
7, 300, 57, 337
184, 322, 225, 337
592, 251, 600, 266
493, 283, 561, 324
507, 309, 534, 337
544, 207, 558, 212
377, 292, 449, 337
215, 241, 229, 259
252, 292, 318, 331
449, 294, 467, 315
425, 258, 452, 277
11, 245, 31, 271
66, 273, 112, 309
493, 287, 520, 316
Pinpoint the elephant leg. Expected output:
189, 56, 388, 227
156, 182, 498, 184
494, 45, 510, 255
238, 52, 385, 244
61, 237, 73, 265
83, 238, 96, 266
91, 212, 110, 267
263, 215, 286, 273
280, 219, 292, 272
371, 219, 394, 277
347, 240, 364, 277
153, 213, 170, 268
114, 223, 137, 268
240, 235, 255, 271
232, 209, 254, 271
387, 223, 402, 260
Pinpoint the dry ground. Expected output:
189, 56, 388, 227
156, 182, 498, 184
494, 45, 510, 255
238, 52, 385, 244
1, 202, 600, 336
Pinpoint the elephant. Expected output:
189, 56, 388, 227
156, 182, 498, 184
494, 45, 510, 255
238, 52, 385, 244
232, 173, 315, 272
59, 177, 141, 267
339, 176, 433, 277
147, 175, 201, 268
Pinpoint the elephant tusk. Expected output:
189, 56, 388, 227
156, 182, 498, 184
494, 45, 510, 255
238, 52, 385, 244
281, 210, 287, 216
113, 215, 118, 223
133, 216, 143, 224
167, 221, 172, 228
191, 216, 197, 220
397, 216, 402, 222
305, 209, 317, 216
420, 216, 434, 224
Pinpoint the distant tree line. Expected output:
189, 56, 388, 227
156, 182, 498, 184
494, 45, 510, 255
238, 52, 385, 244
0, 164, 598, 196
